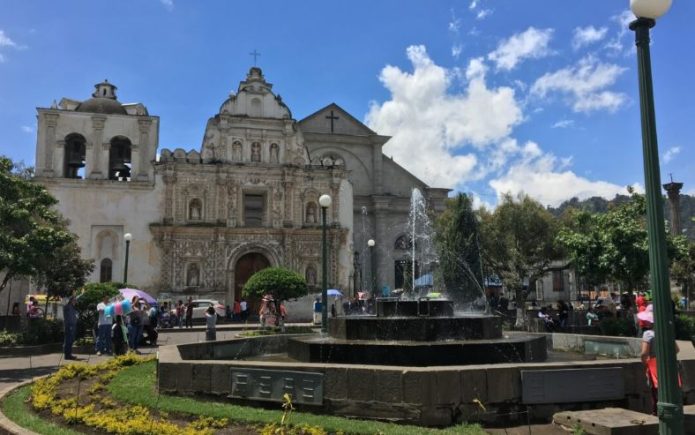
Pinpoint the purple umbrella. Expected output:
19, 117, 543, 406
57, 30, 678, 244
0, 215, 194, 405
119, 288, 157, 305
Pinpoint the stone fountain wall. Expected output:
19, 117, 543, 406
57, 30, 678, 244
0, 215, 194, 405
157, 335, 695, 426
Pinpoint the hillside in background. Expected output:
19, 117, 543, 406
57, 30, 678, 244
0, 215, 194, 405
549, 193, 695, 240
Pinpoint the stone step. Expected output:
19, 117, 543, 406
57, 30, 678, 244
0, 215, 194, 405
553, 407, 657, 435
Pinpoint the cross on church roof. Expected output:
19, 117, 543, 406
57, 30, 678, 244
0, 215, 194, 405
249, 49, 261, 66
326, 110, 339, 133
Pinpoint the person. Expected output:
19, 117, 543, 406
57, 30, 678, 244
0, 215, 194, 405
128, 297, 143, 352
279, 301, 287, 331
96, 295, 112, 356
313, 297, 322, 325
11, 302, 20, 316
586, 308, 599, 326
185, 297, 194, 328
240, 298, 248, 322
638, 304, 680, 415
499, 295, 509, 312
143, 303, 158, 346
176, 300, 184, 328
225, 304, 232, 321
331, 302, 337, 318
557, 300, 569, 329
112, 315, 129, 356
205, 306, 217, 341
538, 307, 555, 332
63, 295, 78, 360
233, 299, 241, 322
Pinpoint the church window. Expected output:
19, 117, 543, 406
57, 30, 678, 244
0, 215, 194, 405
305, 202, 318, 224
108, 136, 132, 181
186, 263, 200, 287
251, 142, 261, 162
394, 234, 413, 250
189, 198, 203, 221
100, 258, 112, 283
244, 193, 265, 227
64, 133, 86, 179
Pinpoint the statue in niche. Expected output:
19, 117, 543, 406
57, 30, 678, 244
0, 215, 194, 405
305, 202, 317, 224
187, 263, 200, 287
232, 141, 242, 161
189, 199, 202, 220
270, 143, 279, 164
306, 266, 317, 287
251, 143, 261, 162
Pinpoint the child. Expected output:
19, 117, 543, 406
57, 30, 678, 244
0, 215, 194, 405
112, 315, 129, 355
205, 306, 217, 341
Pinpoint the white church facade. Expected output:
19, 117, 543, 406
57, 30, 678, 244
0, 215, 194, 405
33, 67, 449, 305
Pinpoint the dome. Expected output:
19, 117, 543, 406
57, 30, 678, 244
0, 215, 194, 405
75, 80, 128, 115
76, 97, 127, 115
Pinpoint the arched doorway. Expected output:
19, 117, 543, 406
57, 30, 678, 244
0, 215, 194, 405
234, 253, 270, 306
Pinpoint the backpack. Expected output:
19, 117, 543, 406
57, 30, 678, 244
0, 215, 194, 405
130, 312, 141, 327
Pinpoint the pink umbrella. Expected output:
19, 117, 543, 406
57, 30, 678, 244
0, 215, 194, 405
119, 288, 157, 305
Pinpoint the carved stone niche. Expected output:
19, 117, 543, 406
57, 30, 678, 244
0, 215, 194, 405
159, 149, 173, 162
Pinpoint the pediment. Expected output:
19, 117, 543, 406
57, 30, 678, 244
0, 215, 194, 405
299, 103, 375, 136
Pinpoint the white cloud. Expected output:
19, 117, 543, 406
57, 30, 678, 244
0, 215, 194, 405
451, 44, 463, 59
662, 146, 681, 164
573, 26, 608, 49
20, 125, 33, 133
488, 27, 554, 71
476, 9, 492, 20
0, 30, 17, 47
531, 55, 627, 113
489, 143, 630, 207
552, 119, 574, 129
366, 46, 523, 188
159, 0, 174, 10
469, 0, 478, 10
605, 10, 635, 54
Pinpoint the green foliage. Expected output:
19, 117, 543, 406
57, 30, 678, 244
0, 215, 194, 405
75, 282, 122, 332
243, 267, 308, 301
0, 329, 20, 345
435, 193, 484, 307
599, 317, 635, 337
671, 241, 695, 295
674, 314, 695, 340
0, 156, 93, 300
479, 193, 562, 314
22, 318, 64, 345
558, 190, 688, 292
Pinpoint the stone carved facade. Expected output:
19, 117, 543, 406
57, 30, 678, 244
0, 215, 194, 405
33, 67, 448, 306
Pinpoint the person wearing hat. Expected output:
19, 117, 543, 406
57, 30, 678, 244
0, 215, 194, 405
638, 304, 680, 415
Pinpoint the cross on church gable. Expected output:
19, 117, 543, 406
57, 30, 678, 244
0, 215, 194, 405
325, 110, 339, 133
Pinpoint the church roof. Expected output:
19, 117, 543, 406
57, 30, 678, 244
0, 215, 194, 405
298, 103, 377, 136
75, 80, 128, 115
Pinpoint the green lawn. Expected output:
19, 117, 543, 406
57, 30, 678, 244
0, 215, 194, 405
0, 384, 81, 435
108, 361, 486, 435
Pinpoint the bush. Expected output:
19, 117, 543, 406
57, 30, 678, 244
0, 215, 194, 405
599, 317, 635, 337
674, 314, 695, 340
0, 330, 21, 345
76, 282, 123, 337
243, 267, 308, 301
22, 318, 64, 345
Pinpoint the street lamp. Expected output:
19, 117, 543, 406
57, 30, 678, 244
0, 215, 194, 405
368, 239, 376, 297
319, 194, 332, 333
123, 233, 132, 284
629, 1, 682, 433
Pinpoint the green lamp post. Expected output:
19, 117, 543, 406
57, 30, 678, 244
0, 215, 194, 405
629, 0, 683, 433
123, 232, 132, 284
319, 194, 332, 334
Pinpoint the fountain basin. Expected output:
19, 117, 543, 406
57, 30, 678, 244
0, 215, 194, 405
287, 334, 546, 366
376, 297, 455, 317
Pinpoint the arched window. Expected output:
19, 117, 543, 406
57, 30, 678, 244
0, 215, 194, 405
305, 202, 318, 224
394, 234, 413, 250
108, 136, 132, 181
187, 263, 201, 287
100, 258, 112, 283
64, 134, 86, 179
189, 198, 203, 220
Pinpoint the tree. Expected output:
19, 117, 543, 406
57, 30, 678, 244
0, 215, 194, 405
558, 190, 687, 294
479, 194, 562, 326
75, 282, 122, 335
671, 241, 695, 301
243, 267, 308, 301
435, 193, 485, 309
0, 156, 93, 303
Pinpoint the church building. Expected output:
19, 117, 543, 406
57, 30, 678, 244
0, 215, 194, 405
33, 67, 449, 305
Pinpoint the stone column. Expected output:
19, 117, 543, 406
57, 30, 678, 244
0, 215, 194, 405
88, 116, 106, 179
372, 196, 391, 293
54, 140, 65, 177
136, 119, 152, 180
663, 181, 684, 235
162, 169, 177, 225
101, 141, 111, 180
42, 113, 59, 176
283, 181, 293, 227
371, 138, 384, 195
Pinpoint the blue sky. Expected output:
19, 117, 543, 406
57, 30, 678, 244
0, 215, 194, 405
0, 0, 692, 207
